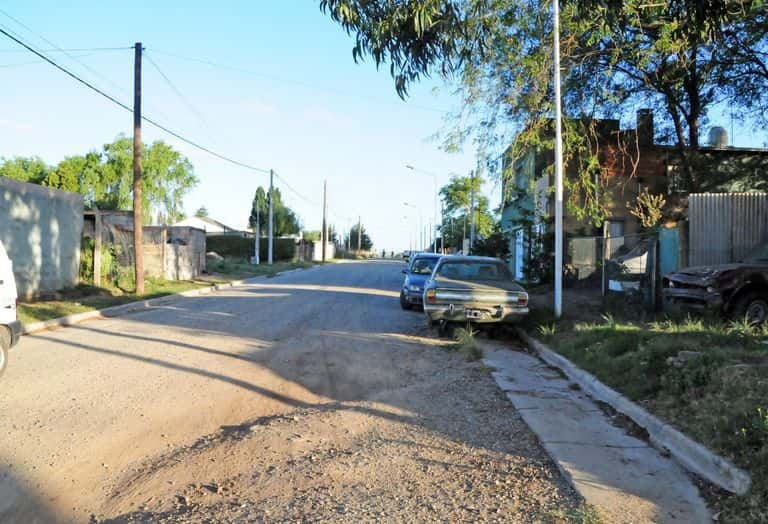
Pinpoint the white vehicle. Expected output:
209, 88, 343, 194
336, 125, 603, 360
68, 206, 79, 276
0, 240, 22, 378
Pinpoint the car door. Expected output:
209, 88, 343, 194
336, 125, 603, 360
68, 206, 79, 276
0, 241, 18, 325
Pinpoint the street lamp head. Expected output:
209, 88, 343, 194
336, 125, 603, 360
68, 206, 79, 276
405, 164, 415, 170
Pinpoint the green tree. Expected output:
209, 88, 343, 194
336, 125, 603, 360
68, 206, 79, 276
0, 156, 51, 184
247, 186, 300, 237
439, 174, 495, 251
346, 224, 373, 251
2, 138, 197, 222
194, 206, 209, 218
320, 0, 768, 214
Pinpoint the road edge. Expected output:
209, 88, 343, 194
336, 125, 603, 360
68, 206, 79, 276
21, 267, 312, 336
516, 328, 751, 496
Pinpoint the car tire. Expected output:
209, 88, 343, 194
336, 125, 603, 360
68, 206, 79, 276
399, 291, 412, 310
732, 291, 768, 325
437, 320, 455, 339
0, 327, 10, 379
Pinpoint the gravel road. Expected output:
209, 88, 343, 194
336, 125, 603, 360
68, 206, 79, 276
0, 260, 579, 523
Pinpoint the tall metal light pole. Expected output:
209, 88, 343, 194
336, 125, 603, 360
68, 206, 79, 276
403, 202, 423, 252
405, 165, 439, 253
553, 0, 564, 318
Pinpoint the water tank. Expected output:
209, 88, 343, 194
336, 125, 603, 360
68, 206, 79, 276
708, 126, 728, 148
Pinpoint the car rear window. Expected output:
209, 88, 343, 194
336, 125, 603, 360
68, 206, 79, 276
410, 257, 438, 275
437, 261, 511, 281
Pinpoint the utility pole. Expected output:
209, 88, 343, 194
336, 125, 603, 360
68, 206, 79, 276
346, 221, 350, 253
322, 179, 328, 262
357, 216, 362, 256
469, 169, 476, 255
132, 42, 144, 294
553, 0, 564, 318
253, 204, 260, 265
268, 169, 274, 265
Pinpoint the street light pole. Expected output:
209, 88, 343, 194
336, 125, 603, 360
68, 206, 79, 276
553, 0, 564, 319
405, 165, 439, 254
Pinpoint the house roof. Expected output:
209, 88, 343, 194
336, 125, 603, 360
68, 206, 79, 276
175, 215, 240, 231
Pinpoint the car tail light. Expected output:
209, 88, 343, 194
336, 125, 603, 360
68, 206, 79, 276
518, 292, 528, 307
425, 289, 437, 304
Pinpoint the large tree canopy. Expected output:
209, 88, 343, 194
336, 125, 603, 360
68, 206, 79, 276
1, 136, 197, 223
247, 186, 301, 238
321, 0, 768, 217
439, 173, 495, 250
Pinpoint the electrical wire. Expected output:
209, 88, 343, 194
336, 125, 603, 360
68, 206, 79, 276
0, 26, 271, 175
0, 51, 105, 67
151, 48, 450, 114
145, 50, 208, 127
0, 46, 131, 53
0, 9, 134, 99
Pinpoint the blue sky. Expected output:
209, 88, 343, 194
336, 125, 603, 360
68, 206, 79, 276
0, 1, 488, 252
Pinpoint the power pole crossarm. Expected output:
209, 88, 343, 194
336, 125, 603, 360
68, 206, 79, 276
132, 42, 144, 294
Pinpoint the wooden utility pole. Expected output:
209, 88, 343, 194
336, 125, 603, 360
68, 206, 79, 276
321, 179, 327, 262
133, 42, 144, 294
357, 216, 362, 256
268, 169, 274, 265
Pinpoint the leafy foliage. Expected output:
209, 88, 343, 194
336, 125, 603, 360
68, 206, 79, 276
439, 173, 495, 250
247, 186, 300, 237
628, 189, 666, 229
346, 223, 373, 251
1, 136, 197, 223
320, 0, 768, 222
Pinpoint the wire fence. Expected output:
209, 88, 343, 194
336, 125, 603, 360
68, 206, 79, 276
565, 232, 660, 313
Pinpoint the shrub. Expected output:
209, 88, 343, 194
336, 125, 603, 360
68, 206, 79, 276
206, 235, 296, 261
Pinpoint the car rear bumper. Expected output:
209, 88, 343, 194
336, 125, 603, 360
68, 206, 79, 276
5, 320, 21, 348
405, 290, 424, 304
424, 303, 529, 323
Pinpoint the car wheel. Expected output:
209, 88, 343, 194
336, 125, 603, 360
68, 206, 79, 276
0, 327, 10, 379
733, 291, 768, 325
437, 320, 455, 339
399, 291, 412, 310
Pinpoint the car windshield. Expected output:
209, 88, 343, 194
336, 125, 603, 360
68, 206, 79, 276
437, 261, 511, 281
410, 257, 438, 275
744, 243, 768, 262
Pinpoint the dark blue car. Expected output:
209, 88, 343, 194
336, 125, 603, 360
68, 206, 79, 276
400, 253, 442, 310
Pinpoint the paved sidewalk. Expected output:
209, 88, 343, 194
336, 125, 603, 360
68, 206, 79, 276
484, 346, 711, 524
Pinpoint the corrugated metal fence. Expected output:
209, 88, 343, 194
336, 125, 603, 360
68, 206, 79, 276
689, 193, 768, 266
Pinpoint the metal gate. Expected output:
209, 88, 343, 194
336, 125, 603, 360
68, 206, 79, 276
688, 193, 768, 266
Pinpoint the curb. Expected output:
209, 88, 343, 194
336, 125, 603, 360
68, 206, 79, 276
516, 328, 751, 496
21, 267, 309, 336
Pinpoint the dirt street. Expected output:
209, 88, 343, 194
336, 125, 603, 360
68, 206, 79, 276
1, 261, 579, 522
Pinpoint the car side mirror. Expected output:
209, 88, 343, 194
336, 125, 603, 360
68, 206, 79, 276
402, 269, 407, 274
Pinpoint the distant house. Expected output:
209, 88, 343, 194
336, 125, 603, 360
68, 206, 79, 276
173, 216, 245, 236
501, 109, 768, 280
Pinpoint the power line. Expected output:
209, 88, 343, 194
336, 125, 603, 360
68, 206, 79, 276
0, 26, 271, 176
145, 50, 208, 127
0, 46, 131, 53
0, 9, 133, 99
151, 48, 450, 115
0, 51, 107, 67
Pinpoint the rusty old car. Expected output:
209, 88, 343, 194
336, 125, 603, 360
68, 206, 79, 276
662, 243, 768, 324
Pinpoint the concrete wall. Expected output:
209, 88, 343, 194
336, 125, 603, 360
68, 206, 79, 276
144, 226, 206, 280
0, 177, 84, 298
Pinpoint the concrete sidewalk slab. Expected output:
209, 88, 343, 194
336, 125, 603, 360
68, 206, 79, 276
484, 346, 710, 524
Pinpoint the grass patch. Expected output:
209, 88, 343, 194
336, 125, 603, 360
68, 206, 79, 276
453, 326, 484, 362
532, 315, 768, 522
18, 259, 313, 324
205, 258, 316, 280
